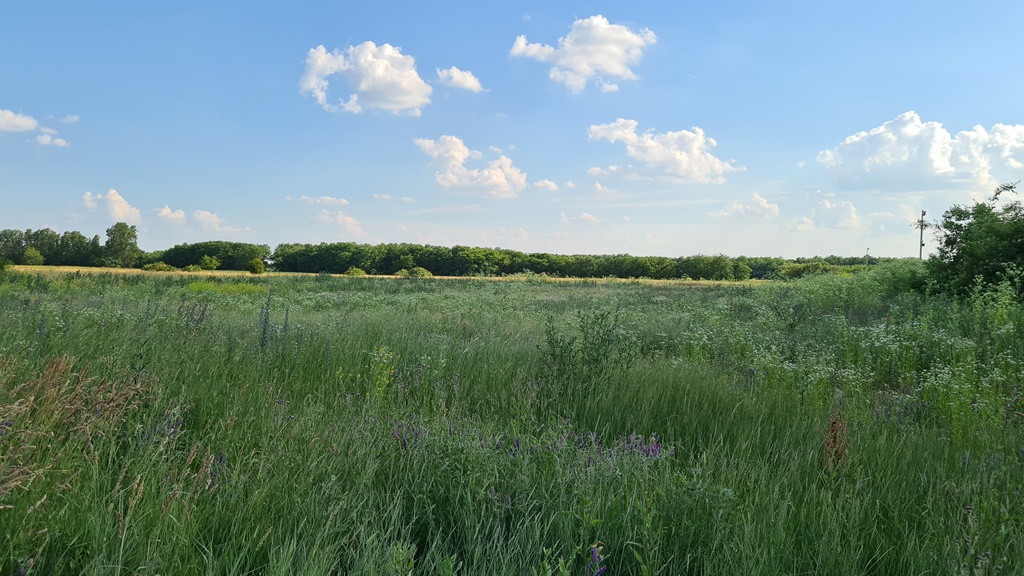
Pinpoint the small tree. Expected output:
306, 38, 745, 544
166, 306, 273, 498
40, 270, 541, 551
345, 266, 367, 276
21, 246, 44, 266
0, 256, 11, 271
199, 255, 221, 271
247, 257, 266, 275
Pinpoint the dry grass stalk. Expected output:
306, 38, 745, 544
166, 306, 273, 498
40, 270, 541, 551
823, 412, 848, 476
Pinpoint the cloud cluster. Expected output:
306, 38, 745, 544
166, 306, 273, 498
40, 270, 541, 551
588, 118, 743, 182
560, 211, 601, 224
533, 179, 559, 191
436, 66, 486, 92
414, 135, 527, 198
83, 189, 141, 224
717, 193, 780, 218
510, 15, 656, 93
817, 111, 1024, 190
301, 42, 432, 116
313, 209, 366, 237
0, 109, 38, 132
158, 205, 186, 223
1, 109, 72, 146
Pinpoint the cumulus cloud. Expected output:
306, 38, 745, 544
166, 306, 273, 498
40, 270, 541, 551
436, 66, 486, 92
816, 198, 861, 229
588, 118, 743, 183
158, 205, 186, 223
510, 14, 656, 93
533, 179, 559, 191
373, 193, 392, 200
0, 109, 38, 132
36, 133, 69, 147
83, 189, 141, 224
313, 209, 366, 236
287, 194, 349, 206
192, 210, 232, 232
717, 193, 780, 218
564, 181, 577, 188
300, 42, 432, 116
60, 114, 79, 123
414, 135, 527, 198
817, 111, 1024, 190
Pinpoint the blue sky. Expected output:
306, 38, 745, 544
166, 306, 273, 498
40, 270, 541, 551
2, 1, 1022, 257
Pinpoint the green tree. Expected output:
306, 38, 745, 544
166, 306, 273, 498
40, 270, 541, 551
928, 182, 1024, 297
199, 255, 221, 270
104, 222, 141, 268
21, 246, 44, 265
247, 257, 266, 274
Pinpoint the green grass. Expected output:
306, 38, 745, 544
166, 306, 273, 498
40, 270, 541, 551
0, 263, 1021, 574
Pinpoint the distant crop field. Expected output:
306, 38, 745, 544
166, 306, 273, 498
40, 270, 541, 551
0, 262, 1020, 574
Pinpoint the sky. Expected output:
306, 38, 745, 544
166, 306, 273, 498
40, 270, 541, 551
2, 1, 1023, 258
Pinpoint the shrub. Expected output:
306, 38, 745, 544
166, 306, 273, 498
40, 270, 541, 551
198, 255, 221, 271
0, 256, 11, 271
21, 246, 44, 266
142, 261, 178, 272
247, 258, 266, 275
407, 266, 432, 278
184, 264, 203, 272
394, 269, 410, 277
345, 266, 367, 277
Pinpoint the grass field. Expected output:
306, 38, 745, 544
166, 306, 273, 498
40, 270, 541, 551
0, 263, 1021, 574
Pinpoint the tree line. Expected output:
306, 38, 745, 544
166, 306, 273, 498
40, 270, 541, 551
0, 223, 890, 279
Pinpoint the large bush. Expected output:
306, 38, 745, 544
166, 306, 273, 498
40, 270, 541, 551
928, 182, 1024, 297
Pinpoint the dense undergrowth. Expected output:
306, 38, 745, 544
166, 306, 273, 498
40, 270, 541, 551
0, 262, 1021, 574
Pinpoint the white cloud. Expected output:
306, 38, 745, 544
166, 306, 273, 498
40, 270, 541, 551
313, 209, 366, 236
414, 135, 527, 198
588, 165, 620, 176
373, 193, 392, 200
193, 210, 230, 231
158, 205, 187, 223
60, 114, 79, 124
816, 198, 860, 229
399, 196, 414, 203
510, 14, 656, 93
35, 133, 69, 147
588, 118, 743, 183
564, 181, 577, 188
300, 42, 432, 116
784, 216, 814, 232
0, 109, 38, 132
817, 111, 1024, 190
289, 194, 349, 206
83, 189, 141, 224
717, 193, 780, 218
561, 210, 601, 224
436, 66, 486, 92
533, 179, 559, 191
40, 127, 57, 135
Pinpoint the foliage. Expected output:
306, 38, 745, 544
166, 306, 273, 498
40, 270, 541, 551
0, 256, 10, 271
161, 241, 271, 271
20, 246, 44, 266
198, 254, 221, 271
142, 261, 178, 272
183, 264, 203, 272
344, 266, 367, 276
104, 222, 141, 268
246, 257, 266, 274
929, 182, 1024, 298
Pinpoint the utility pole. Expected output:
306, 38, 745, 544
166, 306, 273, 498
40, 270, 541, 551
917, 210, 927, 259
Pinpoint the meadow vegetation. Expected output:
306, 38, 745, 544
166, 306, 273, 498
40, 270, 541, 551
0, 261, 1021, 574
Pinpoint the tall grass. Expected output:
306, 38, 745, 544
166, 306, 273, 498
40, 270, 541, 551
0, 262, 1020, 574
